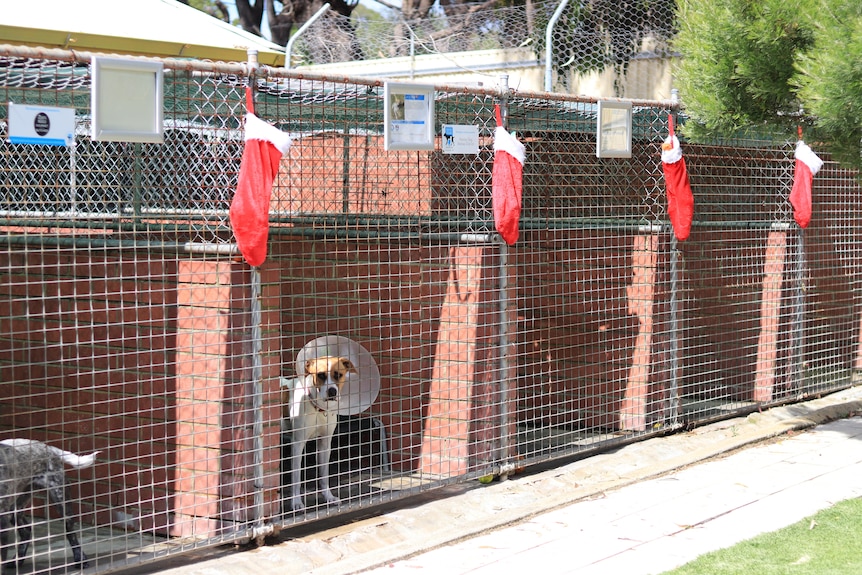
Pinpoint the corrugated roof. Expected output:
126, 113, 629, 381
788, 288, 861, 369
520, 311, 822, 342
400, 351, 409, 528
0, 0, 286, 66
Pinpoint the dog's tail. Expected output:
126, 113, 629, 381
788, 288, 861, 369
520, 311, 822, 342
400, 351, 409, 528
53, 448, 100, 469
1, 438, 100, 469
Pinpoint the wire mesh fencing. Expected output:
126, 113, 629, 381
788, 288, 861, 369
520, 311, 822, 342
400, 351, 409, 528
290, 0, 676, 98
0, 44, 861, 575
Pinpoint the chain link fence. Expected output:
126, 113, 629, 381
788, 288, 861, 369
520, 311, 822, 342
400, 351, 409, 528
291, 0, 677, 97
0, 44, 860, 574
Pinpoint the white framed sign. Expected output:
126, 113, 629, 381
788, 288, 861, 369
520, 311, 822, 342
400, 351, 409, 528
596, 100, 632, 158
384, 82, 435, 151
91, 56, 164, 143
7, 102, 75, 147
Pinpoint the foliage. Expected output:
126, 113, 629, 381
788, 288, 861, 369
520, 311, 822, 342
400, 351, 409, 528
675, 0, 862, 170
673, 0, 815, 140
795, 2, 862, 168
662, 497, 862, 575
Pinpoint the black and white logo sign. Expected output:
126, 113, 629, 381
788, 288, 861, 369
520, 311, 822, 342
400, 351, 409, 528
33, 112, 51, 136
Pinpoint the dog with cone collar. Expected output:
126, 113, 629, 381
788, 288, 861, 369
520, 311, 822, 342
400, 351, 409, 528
281, 356, 357, 511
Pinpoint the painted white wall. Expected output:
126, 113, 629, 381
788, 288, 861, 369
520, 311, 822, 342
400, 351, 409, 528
299, 47, 676, 100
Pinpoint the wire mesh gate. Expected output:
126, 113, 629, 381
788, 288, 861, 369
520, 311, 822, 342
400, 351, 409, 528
1, 44, 861, 575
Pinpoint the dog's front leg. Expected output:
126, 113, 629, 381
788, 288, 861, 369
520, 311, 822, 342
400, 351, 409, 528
316, 435, 340, 506
288, 436, 307, 512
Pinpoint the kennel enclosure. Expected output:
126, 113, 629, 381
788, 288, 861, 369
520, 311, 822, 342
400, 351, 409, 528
1, 43, 861, 574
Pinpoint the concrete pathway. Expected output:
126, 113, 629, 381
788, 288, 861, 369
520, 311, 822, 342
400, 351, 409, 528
361, 415, 862, 574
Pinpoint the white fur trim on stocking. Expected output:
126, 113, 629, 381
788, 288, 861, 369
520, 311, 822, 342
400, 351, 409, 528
244, 113, 293, 155
795, 140, 823, 177
661, 135, 683, 164
493, 126, 526, 166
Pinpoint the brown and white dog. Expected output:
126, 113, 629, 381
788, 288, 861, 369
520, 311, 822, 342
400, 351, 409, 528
281, 356, 357, 511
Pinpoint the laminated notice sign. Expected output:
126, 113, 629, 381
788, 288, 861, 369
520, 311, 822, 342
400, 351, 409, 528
442, 124, 479, 155
8, 102, 75, 147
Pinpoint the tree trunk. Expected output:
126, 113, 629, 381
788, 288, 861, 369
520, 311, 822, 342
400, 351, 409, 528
236, 0, 265, 36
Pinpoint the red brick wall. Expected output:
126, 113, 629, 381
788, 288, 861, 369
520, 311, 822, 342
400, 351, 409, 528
0, 248, 179, 532
0, 248, 282, 537
515, 230, 663, 431
275, 234, 518, 476
681, 229, 776, 402
276, 134, 432, 216
277, 236, 436, 472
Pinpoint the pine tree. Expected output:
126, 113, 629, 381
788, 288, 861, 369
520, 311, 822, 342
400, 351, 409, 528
795, 1, 862, 169
673, 0, 814, 139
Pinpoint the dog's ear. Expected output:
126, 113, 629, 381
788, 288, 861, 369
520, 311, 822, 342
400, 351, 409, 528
304, 358, 317, 375
340, 358, 358, 374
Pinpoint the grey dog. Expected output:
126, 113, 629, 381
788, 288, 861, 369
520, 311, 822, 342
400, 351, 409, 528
0, 439, 99, 569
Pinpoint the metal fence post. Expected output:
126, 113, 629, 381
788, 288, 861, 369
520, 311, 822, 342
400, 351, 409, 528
544, 0, 571, 92
285, 3, 331, 68
793, 229, 806, 393
495, 74, 517, 480
245, 48, 274, 544
668, 234, 681, 427
667, 92, 682, 428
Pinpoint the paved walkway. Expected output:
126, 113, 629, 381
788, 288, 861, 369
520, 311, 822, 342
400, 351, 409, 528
152, 386, 862, 575
362, 415, 862, 574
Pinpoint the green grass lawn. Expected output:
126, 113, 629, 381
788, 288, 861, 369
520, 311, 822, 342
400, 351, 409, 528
662, 497, 862, 575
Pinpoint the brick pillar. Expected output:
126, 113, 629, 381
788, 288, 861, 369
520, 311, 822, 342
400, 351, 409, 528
419, 243, 520, 476
173, 260, 232, 537
753, 229, 788, 402
470, 247, 519, 470
620, 234, 658, 431
419, 246, 484, 477
172, 260, 283, 537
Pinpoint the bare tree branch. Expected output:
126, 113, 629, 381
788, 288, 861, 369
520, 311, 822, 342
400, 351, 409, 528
212, 1, 231, 22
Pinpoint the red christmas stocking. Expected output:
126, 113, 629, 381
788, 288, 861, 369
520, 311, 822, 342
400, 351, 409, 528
661, 115, 694, 242
789, 140, 822, 229
492, 105, 526, 246
229, 87, 292, 267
